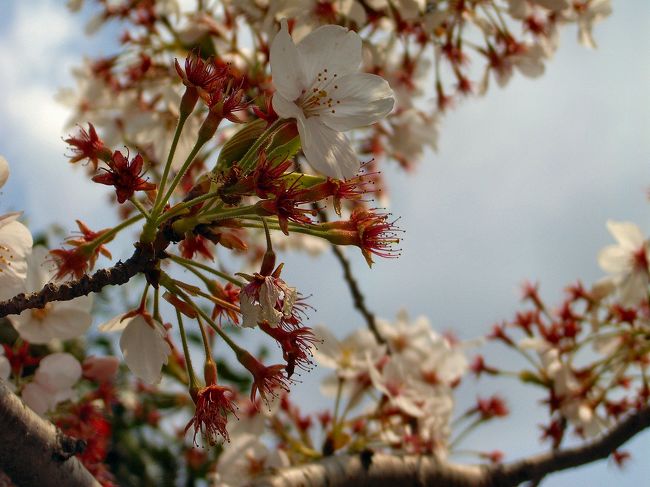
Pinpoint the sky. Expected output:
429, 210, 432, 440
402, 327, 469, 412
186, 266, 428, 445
0, 1, 649, 486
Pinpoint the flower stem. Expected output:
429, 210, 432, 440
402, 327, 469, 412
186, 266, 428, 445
237, 119, 289, 174
160, 275, 244, 356
92, 214, 144, 248
152, 113, 189, 214
129, 197, 152, 220
169, 254, 244, 286
176, 309, 199, 390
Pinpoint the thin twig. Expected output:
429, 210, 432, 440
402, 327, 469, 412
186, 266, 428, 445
0, 241, 164, 318
315, 206, 386, 345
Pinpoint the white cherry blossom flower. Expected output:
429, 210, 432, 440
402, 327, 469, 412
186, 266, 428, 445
0, 156, 32, 302
213, 433, 289, 487
598, 220, 650, 305
275, 0, 368, 42
386, 109, 439, 165
0, 156, 8, 189
239, 275, 297, 329
368, 355, 427, 417
569, 0, 612, 49
376, 309, 434, 359
21, 353, 82, 416
0, 213, 32, 302
314, 326, 385, 409
313, 326, 384, 377
270, 19, 395, 179
99, 311, 171, 384
9, 247, 93, 344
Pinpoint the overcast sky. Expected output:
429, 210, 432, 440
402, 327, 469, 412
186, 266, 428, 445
0, 1, 648, 485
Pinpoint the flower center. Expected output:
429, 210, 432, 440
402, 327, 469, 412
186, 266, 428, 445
0, 244, 14, 274
298, 69, 341, 117
633, 246, 649, 272
31, 303, 53, 321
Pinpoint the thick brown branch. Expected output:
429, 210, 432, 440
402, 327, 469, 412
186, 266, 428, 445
252, 405, 650, 487
252, 452, 485, 487
491, 404, 650, 485
0, 245, 154, 319
0, 380, 100, 487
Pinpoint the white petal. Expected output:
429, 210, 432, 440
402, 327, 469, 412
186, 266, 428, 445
99, 313, 133, 332
120, 316, 170, 384
297, 25, 362, 87
22, 382, 54, 416
270, 19, 305, 101
36, 353, 82, 391
239, 291, 262, 328
318, 73, 394, 131
618, 271, 649, 306
0, 156, 8, 189
272, 93, 304, 120
312, 326, 342, 369
259, 279, 282, 326
14, 306, 93, 344
606, 220, 645, 251
300, 117, 359, 179
598, 245, 631, 275
0, 220, 32, 301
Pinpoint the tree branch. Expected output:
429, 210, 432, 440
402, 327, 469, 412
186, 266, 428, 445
0, 380, 100, 487
314, 206, 386, 345
491, 404, 650, 485
252, 405, 650, 487
252, 452, 485, 487
0, 243, 159, 319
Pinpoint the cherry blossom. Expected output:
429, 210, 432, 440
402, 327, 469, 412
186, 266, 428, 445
239, 274, 298, 329
0, 156, 32, 302
21, 353, 82, 416
0, 156, 8, 189
8, 247, 93, 344
570, 0, 612, 49
598, 220, 650, 305
270, 19, 394, 179
212, 433, 289, 486
99, 310, 171, 384
368, 355, 428, 417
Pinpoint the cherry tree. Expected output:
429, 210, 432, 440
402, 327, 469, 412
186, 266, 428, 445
2, 1, 647, 486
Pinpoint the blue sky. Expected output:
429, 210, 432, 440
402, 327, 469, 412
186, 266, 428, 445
0, 1, 649, 485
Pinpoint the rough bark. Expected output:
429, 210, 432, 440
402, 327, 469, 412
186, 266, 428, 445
0, 380, 100, 487
252, 405, 650, 487
0, 236, 172, 319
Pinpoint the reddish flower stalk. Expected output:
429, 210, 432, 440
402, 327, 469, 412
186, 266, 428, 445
321, 208, 402, 266
208, 281, 240, 324
185, 384, 238, 445
237, 351, 292, 404
92, 150, 156, 203
175, 51, 226, 115
300, 169, 377, 215
179, 234, 214, 261
255, 182, 318, 235
50, 220, 113, 280
259, 322, 321, 377
475, 395, 509, 420
64, 123, 112, 170
207, 78, 249, 123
